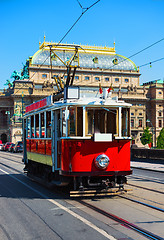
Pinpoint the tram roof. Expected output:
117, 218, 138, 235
24, 92, 131, 117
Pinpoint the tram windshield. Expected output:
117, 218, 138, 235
66, 106, 130, 138
86, 108, 117, 135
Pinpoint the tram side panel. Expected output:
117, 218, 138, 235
26, 139, 53, 166
60, 139, 131, 175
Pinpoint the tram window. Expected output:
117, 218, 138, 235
46, 111, 51, 138
35, 114, 39, 138
106, 110, 116, 134
41, 112, 45, 138
68, 107, 83, 137
31, 115, 34, 137
69, 108, 76, 136
62, 108, 66, 137
57, 111, 61, 138
77, 107, 83, 136
27, 117, 30, 138
86, 108, 117, 135
122, 108, 130, 136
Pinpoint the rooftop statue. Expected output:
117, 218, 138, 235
10, 60, 29, 82
21, 60, 29, 79
11, 70, 21, 80
5, 79, 14, 88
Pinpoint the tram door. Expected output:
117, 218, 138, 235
52, 110, 61, 171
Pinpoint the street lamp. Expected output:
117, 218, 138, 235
5, 110, 11, 142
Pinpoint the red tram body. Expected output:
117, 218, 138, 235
23, 87, 132, 193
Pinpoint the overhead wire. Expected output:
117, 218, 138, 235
11, 0, 101, 97
73, 37, 164, 85
108, 37, 164, 70
10, 1, 164, 95
139, 57, 164, 68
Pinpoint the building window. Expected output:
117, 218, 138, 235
105, 77, 109, 81
85, 76, 89, 80
115, 78, 119, 82
95, 77, 100, 81
35, 84, 42, 89
159, 119, 162, 127
139, 113, 142, 116
131, 119, 134, 128
159, 105, 162, 107
138, 119, 142, 127
75, 76, 79, 80
92, 57, 98, 64
125, 78, 129, 83
53, 75, 58, 78
158, 91, 162, 95
131, 113, 134, 116
42, 74, 47, 79
159, 111, 162, 116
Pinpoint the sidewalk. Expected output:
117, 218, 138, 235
131, 161, 164, 172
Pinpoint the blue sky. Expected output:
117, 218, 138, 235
0, 0, 164, 89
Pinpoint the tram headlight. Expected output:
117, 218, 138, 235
95, 154, 109, 170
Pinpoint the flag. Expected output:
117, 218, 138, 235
99, 83, 103, 94
107, 84, 114, 93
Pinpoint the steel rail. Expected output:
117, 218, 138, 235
0, 151, 22, 159
128, 183, 164, 195
1, 155, 164, 239
78, 200, 164, 240
0, 162, 23, 175
129, 175, 164, 185
119, 195, 164, 213
0, 155, 23, 165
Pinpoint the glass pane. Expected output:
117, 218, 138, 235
69, 108, 76, 136
35, 114, 39, 138
46, 111, 51, 138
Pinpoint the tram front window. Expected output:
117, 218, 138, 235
68, 107, 83, 137
86, 108, 117, 135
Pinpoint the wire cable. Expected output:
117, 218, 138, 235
11, 0, 101, 97
139, 57, 164, 68
56, 0, 100, 46
108, 37, 164, 70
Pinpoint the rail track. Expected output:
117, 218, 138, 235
1, 154, 164, 215
128, 183, 164, 195
78, 200, 164, 240
0, 154, 164, 239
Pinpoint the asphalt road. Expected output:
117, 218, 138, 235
0, 152, 164, 240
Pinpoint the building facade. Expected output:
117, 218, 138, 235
0, 40, 163, 146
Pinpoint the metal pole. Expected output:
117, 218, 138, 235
22, 92, 24, 141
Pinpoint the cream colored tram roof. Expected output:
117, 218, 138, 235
24, 96, 131, 117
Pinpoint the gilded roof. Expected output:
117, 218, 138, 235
31, 43, 137, 71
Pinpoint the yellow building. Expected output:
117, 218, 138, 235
0, 40, 163, 146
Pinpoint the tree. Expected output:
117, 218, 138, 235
157, 128, 164, 149
141, 127, 152, 146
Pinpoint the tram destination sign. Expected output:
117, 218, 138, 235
25, 96, 52, 113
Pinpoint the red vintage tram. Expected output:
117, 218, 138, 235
23, 87, 132, 195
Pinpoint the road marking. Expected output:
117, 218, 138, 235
50, 206, 86, 211
130, 174, 164, 182
0, 168, 116, 240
